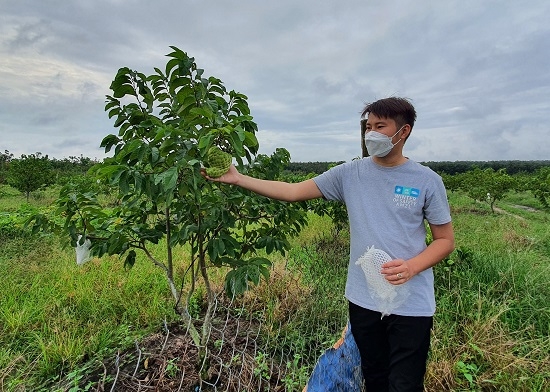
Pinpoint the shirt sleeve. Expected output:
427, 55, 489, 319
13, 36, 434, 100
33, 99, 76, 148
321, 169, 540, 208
423, 175, 452, 225
312, 163, 347, 202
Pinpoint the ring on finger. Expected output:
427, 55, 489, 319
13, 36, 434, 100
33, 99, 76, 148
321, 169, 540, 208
396, 273, 403, 279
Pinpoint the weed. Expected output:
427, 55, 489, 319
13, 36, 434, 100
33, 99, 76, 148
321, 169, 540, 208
164, 358, 179, 378
188, 286, 206, 319
455, 360, 479, 390
282, 354, 310, 392
252, 352, 270, 380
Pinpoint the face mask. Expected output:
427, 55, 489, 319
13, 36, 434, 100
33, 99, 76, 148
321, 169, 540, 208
364, 126, 404, 157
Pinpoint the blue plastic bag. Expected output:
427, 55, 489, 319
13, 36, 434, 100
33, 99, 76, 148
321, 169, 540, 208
303, 322, 363, 391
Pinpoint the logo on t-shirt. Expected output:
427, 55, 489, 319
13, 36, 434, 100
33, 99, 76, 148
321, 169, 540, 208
394, 185, 420, 208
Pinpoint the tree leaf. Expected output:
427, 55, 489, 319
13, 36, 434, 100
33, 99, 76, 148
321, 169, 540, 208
155, 166, 178, 192
124, 249, 137, 270
198, 134, 213, 150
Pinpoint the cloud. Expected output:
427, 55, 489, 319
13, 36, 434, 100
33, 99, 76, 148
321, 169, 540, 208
1, 0, 549, 163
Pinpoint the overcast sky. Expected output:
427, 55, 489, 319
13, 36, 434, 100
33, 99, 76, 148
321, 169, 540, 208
1, 1, 549, 163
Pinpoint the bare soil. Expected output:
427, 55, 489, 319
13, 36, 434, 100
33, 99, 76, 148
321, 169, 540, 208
70, 316, 288, 392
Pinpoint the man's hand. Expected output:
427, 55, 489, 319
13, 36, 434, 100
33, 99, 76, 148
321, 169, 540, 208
381, 222, 454, 286
201, 164, 240, 185
381, 259, 413, 285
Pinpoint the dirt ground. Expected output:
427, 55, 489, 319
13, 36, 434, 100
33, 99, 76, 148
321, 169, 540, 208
72, 316, 289, 392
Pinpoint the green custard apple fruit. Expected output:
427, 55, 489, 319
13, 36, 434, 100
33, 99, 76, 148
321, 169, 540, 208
205, 146, 232, 178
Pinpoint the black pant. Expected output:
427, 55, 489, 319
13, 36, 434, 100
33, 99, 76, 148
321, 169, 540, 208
348, 301, 433, 392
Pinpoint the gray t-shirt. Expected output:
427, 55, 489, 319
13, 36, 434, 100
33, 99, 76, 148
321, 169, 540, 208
313, 157, 452, 316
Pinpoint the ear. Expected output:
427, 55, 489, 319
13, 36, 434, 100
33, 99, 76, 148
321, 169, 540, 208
400, 124, 412, 140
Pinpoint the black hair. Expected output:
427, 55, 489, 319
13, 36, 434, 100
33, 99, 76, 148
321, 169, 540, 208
361, 97, 417, 130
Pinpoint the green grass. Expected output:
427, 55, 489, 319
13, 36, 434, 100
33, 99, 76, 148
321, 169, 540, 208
501, 190, 548, 211
0, 185, 60, 211
427, 192, 550, 391
0, 188, 549, 391
0, 234, 179, 390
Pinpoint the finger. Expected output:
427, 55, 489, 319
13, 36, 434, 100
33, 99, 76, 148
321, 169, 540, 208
382, 259, 406, 270
381, 260, 401, 268
380, 265, 400, 275
385, 271, 405, 280
386, 273, 406, 285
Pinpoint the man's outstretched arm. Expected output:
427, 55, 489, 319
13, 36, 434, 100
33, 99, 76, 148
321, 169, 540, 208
201, 164, 323, 202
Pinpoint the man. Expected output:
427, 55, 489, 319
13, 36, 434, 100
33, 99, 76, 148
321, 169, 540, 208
203, 97, 455, 391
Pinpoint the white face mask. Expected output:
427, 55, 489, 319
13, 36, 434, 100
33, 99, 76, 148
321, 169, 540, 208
364, 126, 404, 157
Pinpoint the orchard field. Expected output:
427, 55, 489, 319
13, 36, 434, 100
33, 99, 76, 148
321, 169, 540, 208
1, 48, 549, 391
0, 170, 549, 391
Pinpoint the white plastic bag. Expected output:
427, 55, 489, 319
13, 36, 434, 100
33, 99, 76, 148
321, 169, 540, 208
75, 235, 92, 266
356, 246, 409, 318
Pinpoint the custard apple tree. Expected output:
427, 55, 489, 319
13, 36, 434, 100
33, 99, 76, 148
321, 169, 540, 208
460, 167, 516, 213
29, 47, 309, 371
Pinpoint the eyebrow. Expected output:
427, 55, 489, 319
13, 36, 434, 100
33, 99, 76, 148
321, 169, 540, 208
365, 121, 388, 127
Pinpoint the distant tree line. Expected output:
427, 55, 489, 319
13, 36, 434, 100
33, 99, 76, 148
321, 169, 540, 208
4, 151, 548, 181
2, 150, 549, 209
420, 160, 550, 175
285, 160, 550, 175
1, 151, 97, 178
285, 160, 550, 176
49, 155, 98, 176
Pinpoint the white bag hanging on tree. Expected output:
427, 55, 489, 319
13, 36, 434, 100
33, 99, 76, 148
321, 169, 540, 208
75, 235, 92, 266
356, 246, 409, 318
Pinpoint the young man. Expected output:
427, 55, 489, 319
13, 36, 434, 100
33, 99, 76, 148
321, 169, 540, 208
203, 97, 455, 391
